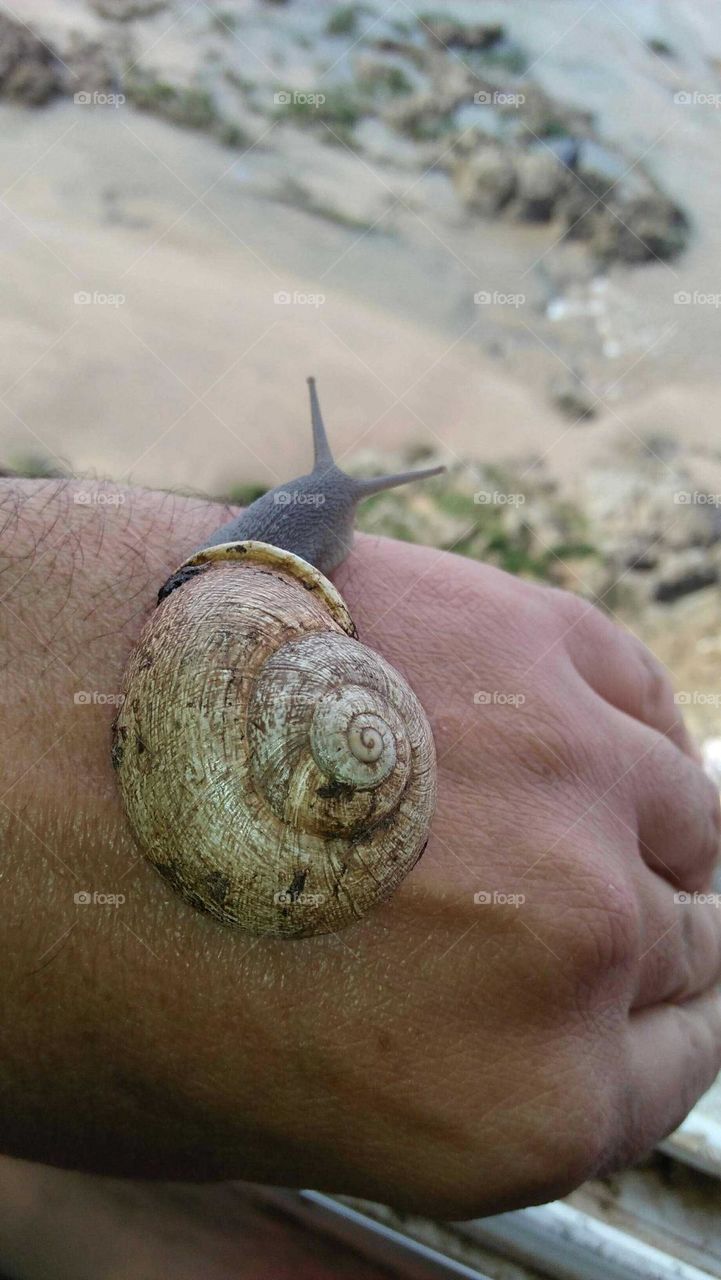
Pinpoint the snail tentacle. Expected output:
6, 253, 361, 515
115, 381, 439, 938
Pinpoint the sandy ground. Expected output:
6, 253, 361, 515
0, 104, 567, 494
1, 0, 721, 495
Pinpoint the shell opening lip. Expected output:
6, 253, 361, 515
173, 540, 357, 638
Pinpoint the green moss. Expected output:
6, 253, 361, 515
320, 122, 357, 149
275, 86, 365, 136
221, 457, 596, 589
319, 89, 365, 127
418, 10, 445, 27
7, 452, 67, 479
326, 5, 360, 37
126, 76, 218, 129
434, 489, 482, 521
358, 63, 413, 95
389, 18, 415, 37
402, 111, 456, 140
226, 482, 268, 506
224, 68, 255, 92
208, 8, 238, 33
217, 120, 250, 147
476, 44, 527, 75
646, 36, 674, 56
538, 118, 571, 139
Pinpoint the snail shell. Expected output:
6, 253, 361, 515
113, 541, 436, 938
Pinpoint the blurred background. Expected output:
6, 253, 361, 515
2, 1, 721, 1277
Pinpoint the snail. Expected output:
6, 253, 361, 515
113, 378, 443, 938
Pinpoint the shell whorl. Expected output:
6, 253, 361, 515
114, 542, 436, 937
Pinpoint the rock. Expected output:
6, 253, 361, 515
383, 90, 448, 138
576, 139, 627, 188
543, 136, 582, 171
623, 539, 659, 571
62, 37, 117, 96
561, 188, 607, 243
516, 86, 593, 140
423, 19, 504, 51
603, 192, 688, 263
384, 55, 471, 137
353, 117, 430, 168
0, 13, 60, 105
353, 51, 417, 97
646, 36, 674, 57
653, 551, 719, 602
549, 370, 597, 420
453, 144, 516, 215
452, 102, 503, 139
546, 554, 610, 601
561, 185, 688, 264
514, 150, 569, 221
89, 0, 167, 17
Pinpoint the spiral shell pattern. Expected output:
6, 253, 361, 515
113, 542, 436, 937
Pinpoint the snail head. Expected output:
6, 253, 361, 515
197, 378, 446, 575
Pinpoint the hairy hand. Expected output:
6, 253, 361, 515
0, 480, 719, 1218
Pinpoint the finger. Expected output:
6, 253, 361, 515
561, 599, 699, 760
633, 865, 721, 1009
614, 991, 721, 1169
604, 721, 721, 890
620, 720, 720, 891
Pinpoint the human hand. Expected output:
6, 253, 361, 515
1, 482, 719, 1219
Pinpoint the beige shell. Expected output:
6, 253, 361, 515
113, 541, 436, 938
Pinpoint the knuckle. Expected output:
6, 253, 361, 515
643, 741, 721, 884
508, 701, 602, 794
635, 645, 675, 722
529, 1053, 617, 1194
643, 917, 692, 1002
555, 862, 641, 988
612, 1011, 721, 1170
546, 584, 595, 634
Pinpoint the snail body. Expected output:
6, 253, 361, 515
114, 381, 443, 938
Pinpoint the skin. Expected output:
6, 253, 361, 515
0, 476, 720, 1221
